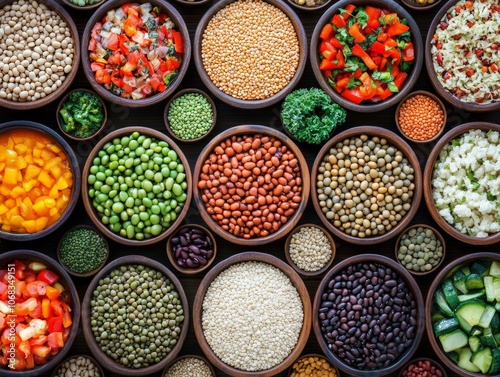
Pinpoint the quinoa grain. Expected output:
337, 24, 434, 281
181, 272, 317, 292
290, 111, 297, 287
164, 357, 213, 377
289, 226, 333, 272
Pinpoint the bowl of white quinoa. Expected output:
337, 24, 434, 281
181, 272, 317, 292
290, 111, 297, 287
192, 252, 311, 377
425, 0, 500, 112
424, 122, 500, 245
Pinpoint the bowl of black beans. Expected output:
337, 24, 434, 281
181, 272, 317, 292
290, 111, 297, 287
313, 254, 424, 376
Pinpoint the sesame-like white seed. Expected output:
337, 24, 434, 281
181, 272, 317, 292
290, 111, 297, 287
164, 357, 213, 377
289, 226, 333, 272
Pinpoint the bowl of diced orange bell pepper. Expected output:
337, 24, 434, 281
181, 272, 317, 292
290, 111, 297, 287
0, 249, 81, 376
0, 121, 81, 241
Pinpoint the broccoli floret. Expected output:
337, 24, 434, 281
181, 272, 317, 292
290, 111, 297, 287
59, 91, 104, 138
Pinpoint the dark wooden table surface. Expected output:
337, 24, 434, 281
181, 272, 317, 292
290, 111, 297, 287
1, 0, 499, 376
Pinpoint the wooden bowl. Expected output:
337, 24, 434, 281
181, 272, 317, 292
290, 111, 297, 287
0, 121, 81, 241
0, 250, 81, 377
60, 0, 105, 10
50, 354, 105, 377
423, 122, 500, 245
310, 0, 423, 113
166, 223, 217, 275
313, 254, 425, 377
425, 0, 500, 112
425, 252, 500, 377
56, 88, 107, 141
398, 357, 448, 377
163, 88, 217, 143
287, 353, 340, 377
284, 0, 332, 12
193, 252, 312, 377
395, 90, 447, 144
57, 225, 110, 278
192, 124, 310, 246
400, 0, 442, 11
82, 255, 189, 376
171, 0, 213, 5
284, 223, 336, 278
394, 223, 446, 276
81, 0, 191, 108
311, 126, 423, 245
163, 354, 217, 376
81, 126, 192, 246
193, 0, 307, 109
0, 0, 80, 110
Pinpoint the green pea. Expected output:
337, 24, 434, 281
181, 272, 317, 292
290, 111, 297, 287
96, 172, 106, 182
165, 177, 174, 191
175, 172, 185, 184
88, 174, 97, 185
167, 150, 177, 161
126, 225, 135, 239
172, 183, 183, 197
112, 202, 124, 214
150, 224, 163, 236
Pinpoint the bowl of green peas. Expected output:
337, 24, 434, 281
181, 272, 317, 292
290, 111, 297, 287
81, 126, 192, 246
61, 0, 104, 10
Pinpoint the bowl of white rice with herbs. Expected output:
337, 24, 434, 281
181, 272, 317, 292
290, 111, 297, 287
424, 122, 500, 245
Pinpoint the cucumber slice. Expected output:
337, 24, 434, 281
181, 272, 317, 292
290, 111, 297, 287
457, 347, 481, 373
495, 302, 500, 312
484, 276, 495, 302
470, 326, 482, 336
465, 273, 485, 290
435, 288, 454, 317
458, 290, 485, 302
442, 279, 460, 310
490, 348, 500, 373
469, 335, 481, 352
456, 312, 473, 333
480, 331, 498, 348
493, 277, 500, 302
491, 312, 500, 333
479, 305, 497, 328
454, 270, 469, 294
471, 262, 489, 277
439, 329, 468, 352
447, 351, 459, 364
462, 266, 471, 276
433, 317, 459, 337
471, 347, 493, 374
456, 300, 487, 328
489, 261, 500, 278
432, 312, 446, 322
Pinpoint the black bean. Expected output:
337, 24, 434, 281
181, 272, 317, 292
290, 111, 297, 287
322, 301, 334, 308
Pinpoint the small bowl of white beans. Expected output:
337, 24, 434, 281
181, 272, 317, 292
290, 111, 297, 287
0, 0, 80, 110
284, 223, 336, 278
51, 355, 104, 377
163, 355, 216, 377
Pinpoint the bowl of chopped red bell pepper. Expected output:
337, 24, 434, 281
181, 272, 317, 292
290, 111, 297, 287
0, 250, 80, 377
81, 0, 191, 108
310, 0, 423, 112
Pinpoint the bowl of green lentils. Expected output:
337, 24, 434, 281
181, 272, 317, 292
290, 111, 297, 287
163, 88, 217, 143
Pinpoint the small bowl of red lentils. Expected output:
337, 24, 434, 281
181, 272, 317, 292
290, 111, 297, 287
395, 91, 447, 143
398, 358, 447, 377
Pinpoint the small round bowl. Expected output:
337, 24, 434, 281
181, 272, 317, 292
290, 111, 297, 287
81, 0, 191, 108
192, 124, 310, 246
0, 121, 81, 241
310, 0, 423, 113
193, 0, 307, 109
163, 354, 216, 377
0, 0, 80, 110
394, 223, 446, 276
50, 354, 105, 377
163, 88, 217, 143
172, 0, 213, 5
284, 223, 336, 278
423, 122, 500, 245
287, 353, 340, 377
426, 252, 500, 377
56, 88, 107, 141
311, 126, 423, 245
193, 252, 312, 377
82, 255, 189, 376
81, 126, 192, 246
60, 0, 105, 10
166, 223, 217, 275
313, 254, 425, 377
0, 250, 81, 377
425, 0, 500, 112
395, 90, 447, 144
400, 0, 442, 11
57, 225, 110, 278
398, 357, 448, 377
285, 0, 332, 12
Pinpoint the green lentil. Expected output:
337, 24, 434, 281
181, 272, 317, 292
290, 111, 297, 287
397, 226, 443, 272
59, 227, 108, 274
167, 93, 213, 140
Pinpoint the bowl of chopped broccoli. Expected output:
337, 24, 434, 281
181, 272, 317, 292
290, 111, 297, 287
56, 88, 107, 141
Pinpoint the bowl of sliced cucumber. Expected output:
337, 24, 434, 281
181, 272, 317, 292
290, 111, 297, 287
426, 252, 500, 377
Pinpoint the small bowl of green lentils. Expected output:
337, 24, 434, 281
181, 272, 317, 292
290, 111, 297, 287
164, 88, 216, 143
394, 224, 446, 276
57, 225, 109, 277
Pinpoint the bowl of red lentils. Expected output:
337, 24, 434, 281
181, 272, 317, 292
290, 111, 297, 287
398, 358, 447, 377
395, 91, 447, 143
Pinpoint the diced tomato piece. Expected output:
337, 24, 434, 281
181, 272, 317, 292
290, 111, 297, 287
334, 76, 351, 93
90, 62, 105, 72
15, 297, 38, 316
166, 58, 181, 71
351, 44, 378, 70
26, 353, 35, 369
28, 300, 42, 319
37, 270, 59, 285
387, 22, 410, 37
0, 282, 7, 301
402, 42, 414, 62
329, 37, 344, 49
320, 23, 334, 41
47, 317, 63, 333
19, 340, 31, 358
342, 4, 356, 20
108, 33, 119, 51
14, 260, 26, 280
10, 355, 27, 370
348, 23, 366, 44
341, 88, 364, 104
26, 281, 48, 297
47, 332, 64, 348
0, 313, 5, 331
45, 286, 60, 301
32, 345, 52, 358
29, 335, 47, 346
172, 31, 183, 53
332, 14, 346, 29
394, 72, 408, 90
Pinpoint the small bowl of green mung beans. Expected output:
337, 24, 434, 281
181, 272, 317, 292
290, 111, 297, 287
61, 0, 105, 11
394, 224, 446, 276
164, 88, 216, 143
57, 225, 109, 277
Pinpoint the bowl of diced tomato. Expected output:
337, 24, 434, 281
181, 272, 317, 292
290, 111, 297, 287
0, 121, 81, 242
0, 250, 80, 376
310, 0, 423, 112
81, 0, 191, 108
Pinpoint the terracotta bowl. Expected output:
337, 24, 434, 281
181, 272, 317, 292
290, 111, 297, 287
423, 122, 500, 245
56, 88, 108, 141
310, 0, 423, 113
193, 252, 312, 377
171, 0, 213, 5
0, 250, 81, 377
0, 121, 81, 241
162, 354, 217, 376
284, 223, 336, 278
193, 0, 307, 109
81, 0, 191, 108
311, 126, 422, 245
394, 223, 446, 276
287, 353, 340, 377
313, 254, 425, 376
426, 252, 500, 377
398, 357, 448, 377
82, 255, 189, 376
285, 0, 332, 12
395, 90, 447, 144
163, 88, 217, 143
425, 0, 500, 112
0, 0, 80, 110
192, 124, 310, 246
81, 126, 192, 246
400, 0, 442, 11
60, 0, 105, 10
50, 354, 105, 377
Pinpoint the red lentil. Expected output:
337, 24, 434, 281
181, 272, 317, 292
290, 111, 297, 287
398, 94, 445, 141
401, 359, 444, 377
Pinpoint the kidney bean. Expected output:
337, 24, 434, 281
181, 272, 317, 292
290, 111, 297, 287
170, 226, 215, 270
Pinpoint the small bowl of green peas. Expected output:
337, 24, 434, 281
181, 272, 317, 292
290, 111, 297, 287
164, 88, 217, 143
60, 0, 105, 11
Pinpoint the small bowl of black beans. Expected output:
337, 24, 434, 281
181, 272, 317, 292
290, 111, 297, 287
313, 254, 425, 376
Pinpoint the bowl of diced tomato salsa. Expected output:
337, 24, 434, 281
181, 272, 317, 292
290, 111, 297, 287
81, 0, 191, 108
310, 0, 423, 112
0, 250, 80, 376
